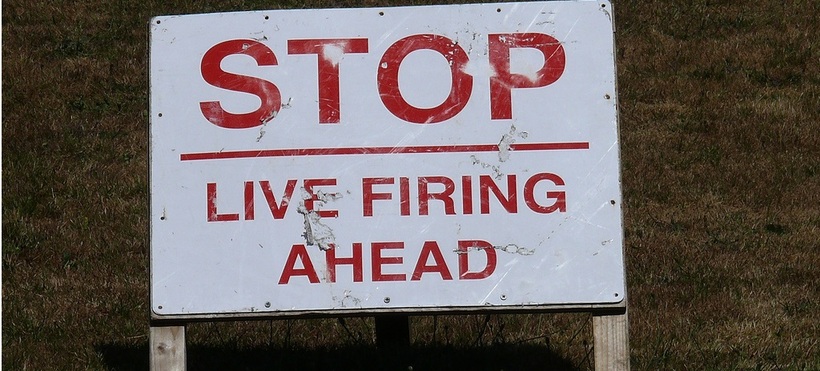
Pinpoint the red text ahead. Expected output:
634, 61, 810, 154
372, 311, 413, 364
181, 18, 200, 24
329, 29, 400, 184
278, 240, 499, 284
207, 173, 567, 221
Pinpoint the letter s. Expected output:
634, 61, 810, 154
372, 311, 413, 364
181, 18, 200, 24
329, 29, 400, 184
199, 39, 281, 129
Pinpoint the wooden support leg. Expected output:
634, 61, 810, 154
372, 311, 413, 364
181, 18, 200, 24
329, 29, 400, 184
593, 310, 630, 370
150, 325, 187, 371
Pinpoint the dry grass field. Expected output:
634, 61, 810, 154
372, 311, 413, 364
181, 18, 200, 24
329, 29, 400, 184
3, 0, 819, 369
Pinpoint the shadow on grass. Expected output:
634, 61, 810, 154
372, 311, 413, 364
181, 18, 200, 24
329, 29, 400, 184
96, 342, 583, 370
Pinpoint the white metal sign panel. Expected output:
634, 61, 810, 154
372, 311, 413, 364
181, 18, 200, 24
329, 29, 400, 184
150, 1, 624, 317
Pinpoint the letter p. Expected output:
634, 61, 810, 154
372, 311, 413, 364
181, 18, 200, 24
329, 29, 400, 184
488, 33, 565, 120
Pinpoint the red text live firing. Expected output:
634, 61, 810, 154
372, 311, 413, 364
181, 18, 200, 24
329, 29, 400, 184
206, 174, 567, 284
207, 174, 567, 222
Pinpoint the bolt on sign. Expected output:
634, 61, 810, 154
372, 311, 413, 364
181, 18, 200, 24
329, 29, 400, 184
150, 0, 625, 318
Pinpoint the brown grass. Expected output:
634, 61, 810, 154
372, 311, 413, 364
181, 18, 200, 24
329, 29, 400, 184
3, 0, 819, 369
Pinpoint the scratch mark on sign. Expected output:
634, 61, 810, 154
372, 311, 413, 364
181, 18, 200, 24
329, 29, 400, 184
563, 17, 582, 40
481, 268, 512, 304
332, 290, 362, 308
571, 215, 606, 230
470, 125, 530, 178
538, 215, 571, 247
470, 155, 504, 179
582, 141, 617, 182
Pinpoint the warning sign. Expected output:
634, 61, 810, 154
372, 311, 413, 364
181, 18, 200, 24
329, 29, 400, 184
150, 1, 625, 317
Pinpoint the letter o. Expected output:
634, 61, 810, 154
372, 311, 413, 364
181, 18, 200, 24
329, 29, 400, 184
377, 34, 473, 124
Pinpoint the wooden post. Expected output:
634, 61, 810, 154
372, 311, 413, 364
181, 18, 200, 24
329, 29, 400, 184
150, 324, 187, 371
592, 308, 630, 370
374, 315, 410, 349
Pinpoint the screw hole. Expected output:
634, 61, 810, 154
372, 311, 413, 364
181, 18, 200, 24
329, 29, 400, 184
614, 293, 619, 297
379, 11, 384, 16
158, 113, 163, 117
610, 200, 616, 205
605, 94, 611, 100
155, 20, 161, 24
158, 305, 163, 309
496, 8, 501, 12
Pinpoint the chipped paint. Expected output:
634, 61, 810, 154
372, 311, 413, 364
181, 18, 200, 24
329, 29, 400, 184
538, 219, 567, 247
298, 205, 336, 250
470, 154, 504, 179
297, 188, 342, 251
497, 124, 516, 162
454, 241, 491, 254
313, 189, 343, 203
281, 97, 293, 109
469, 125, 529, 178
455, 242, 535, 256
257, 99, 292, 142
497, 124, 529, 162
494, 243, 535, 255
260, 109, 277, 124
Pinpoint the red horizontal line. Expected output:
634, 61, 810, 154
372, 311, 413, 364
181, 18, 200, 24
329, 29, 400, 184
179, 142, 589, 161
